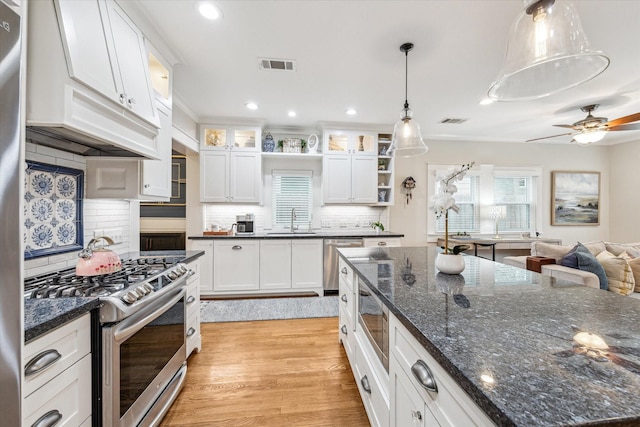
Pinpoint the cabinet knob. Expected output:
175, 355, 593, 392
144, 184, 150, 188
360, 375, 372, 394
186, 327, 196, 337
119, 93, 125, 104
411, 360, 438, 393
127, 97, 136, 108
31, 409, 62, 427
340, 325, 348, 335
340, 294, 348, 302
25, 349, 62, 377
377, 241, 387, 246
186, 295, 196, 305
411, 410, 423, 421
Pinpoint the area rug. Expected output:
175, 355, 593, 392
200, 296, 339, 323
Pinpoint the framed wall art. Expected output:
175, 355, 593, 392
24, 161, 84, 259
551, 171, 600, 226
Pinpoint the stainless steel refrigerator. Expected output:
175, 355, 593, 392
0, 0, 24, 425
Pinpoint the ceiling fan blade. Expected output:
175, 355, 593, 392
606, 112, 640, 127
552, 124, 577, 129
525, 132, 575, 142
607, 123, 640, 131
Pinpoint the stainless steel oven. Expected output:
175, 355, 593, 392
102, 284, 187, 427
358, 280, 389, 372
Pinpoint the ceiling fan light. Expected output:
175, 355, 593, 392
573, 130, 607, 144
488, 0, 609, 101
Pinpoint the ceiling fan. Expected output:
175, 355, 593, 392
526, 104, 640, 144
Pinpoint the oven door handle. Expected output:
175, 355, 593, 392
112, 287, 186, 343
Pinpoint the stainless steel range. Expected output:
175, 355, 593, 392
25, 255, 193, 427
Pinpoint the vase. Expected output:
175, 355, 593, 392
435, 253, 465, 275
262, 133, 275, 152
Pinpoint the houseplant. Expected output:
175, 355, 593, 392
432, 162, 474, 274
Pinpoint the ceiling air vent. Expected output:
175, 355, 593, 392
439, 118, 468, 124
259, 58, 296, 71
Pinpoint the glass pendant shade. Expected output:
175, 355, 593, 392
573, 129, 607, 145
390, 107, 429, 157
488, 0, 609, 101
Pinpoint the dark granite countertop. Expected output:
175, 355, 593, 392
24, 250, 204, 342
189, 230, 404, 240
25, 298, 101, 343
339, 246, 640, 427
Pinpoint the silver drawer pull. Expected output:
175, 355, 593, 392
411, 410, 422, 421
360, 375, 372, 394
341, 267, 347, 274
411, 360, 438, 393
232, 245, 242, 250
340, 325, 348, 335
31, 409, 62, 427
186, 327, 196, 337
25, 349, 62, 377
377, 241, 387, 246
186, 296, 196, 304
340, 294, 348, 302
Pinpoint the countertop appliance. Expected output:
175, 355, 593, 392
0, 1, 23, 425
323, 238, 364, 294
24, 256, 193, 427
235, 213, 255, 235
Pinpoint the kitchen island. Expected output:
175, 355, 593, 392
339, 246, 640, 426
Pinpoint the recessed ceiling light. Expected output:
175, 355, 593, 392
345, 108, 357, 115
196, 2, 222, 20
479, 98, 494, 106
288, 111, 297, 117
246, 102, 258, 110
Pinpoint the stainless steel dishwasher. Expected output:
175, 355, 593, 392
323, 238, 364, 294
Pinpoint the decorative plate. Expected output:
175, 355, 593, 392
24, 161, 84, 259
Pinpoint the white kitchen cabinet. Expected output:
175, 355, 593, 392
200, 151, 261, 203
259, 239, 323, 292
23, 313, 92, 426
85, 101, 172, 200
338, 257, 357, 362
27, 0, 160, 159
213, 240, 260, 292
363, 237, 402, 248
323, 154, 377, 204
201, 125, 260, 151
189, 240, 213, 295
389, 313, 495, 427
376, 133, 395, 205
354, 331, 390, 427
260, 240, 292, 290
291, 239, 323, 289
323, 130, 377, 155
185, 258, 202, 357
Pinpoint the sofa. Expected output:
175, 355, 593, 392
504, 241, 640, 299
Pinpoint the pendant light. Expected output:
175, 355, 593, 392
389, 43, 429, 157
488, 0, 609, 101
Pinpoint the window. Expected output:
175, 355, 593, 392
271, 170, 313, 228
428, 164, 541, 239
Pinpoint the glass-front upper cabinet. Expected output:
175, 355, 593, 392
323, 130, 377, 156
201, 125, 260, 151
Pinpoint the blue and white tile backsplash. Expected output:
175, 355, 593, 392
24, 161, 84, 259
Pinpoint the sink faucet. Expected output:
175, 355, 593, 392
290, 208, 297, 232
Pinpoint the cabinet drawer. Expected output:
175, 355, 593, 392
354, 337, 390, 427
23, 313, 91, 397
23, 353, 92, 427
338, 257, 354, 290
390, 314, 494, 427
186, 309, 201, 357
186, 280, 200, 318
187, 258, 201, 284
338, 307, 355, 364
363, 238, 402, 248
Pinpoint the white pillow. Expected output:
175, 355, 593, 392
620, 252, 640, 293
596, 251, 635, 296
531, 242, 572, 262
605, 242, 640, 258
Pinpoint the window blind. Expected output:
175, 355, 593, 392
495, 176, 536, 232
435, 176, 480, 233
272, 170, 313, 227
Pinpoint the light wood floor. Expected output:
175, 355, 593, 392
159, 317, 370, 426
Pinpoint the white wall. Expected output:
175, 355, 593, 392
24, 143, 135, 277
389, 140, 613, 247
609, 140, 640, 243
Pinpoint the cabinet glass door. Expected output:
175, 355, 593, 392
354, 133, 377, 155
203, 128, 227, 148
326, 133, 349, 153
233, 129, 257, 149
